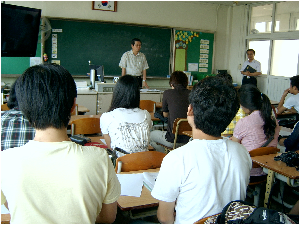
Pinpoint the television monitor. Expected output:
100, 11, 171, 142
96, 65, 105, 83
1, 3, 41, 57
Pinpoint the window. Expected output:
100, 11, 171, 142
250, 4, 273, 34
248, 2, 299, 77
249, 40, 270, 74
271, 40, 299, 77
275, 1, 299, 32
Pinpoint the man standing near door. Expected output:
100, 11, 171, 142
240, 49, 262, 86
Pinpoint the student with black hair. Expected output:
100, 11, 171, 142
231, 85, 280, 177
119, 38, 149, 88
151, 76, 251, 224
100, 75, 152, 157
1, 79, 35, 151
1, 64, 121, 224
150, 71, 190, 152
277, 75, 299, 114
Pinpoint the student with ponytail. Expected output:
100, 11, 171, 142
231, 84, 280, 152
231, 85, 280, 177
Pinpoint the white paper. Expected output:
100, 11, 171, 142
143, 172, 159, 191
116, 173, 144, 197
188, 63, 198, 72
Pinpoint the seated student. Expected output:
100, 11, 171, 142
100, 75, 152, 157
215, 73, 247, 137
277, 75, 299, 114
231, 85, 280, 178
151, 76, 252, 224
150, 71, 190, 152
1, 64, 121, 224
1, 79, 35, 151
278, 121, 299, 152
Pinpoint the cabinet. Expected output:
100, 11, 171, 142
76, 90, 98, 115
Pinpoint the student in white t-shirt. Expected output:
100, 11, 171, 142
151, 76, 251, 224
100, 75, 152, 156
277, 75, 299, 114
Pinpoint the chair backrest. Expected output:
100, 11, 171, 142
249, 146, 279, 168
70, 117, 101, 136
172, 118, 192, 149
115, 151, 166, 173
1, 103, 10, 111
140, 100, 156, 113
71, 104, 79, 116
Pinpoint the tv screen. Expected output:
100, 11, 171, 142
1, 3, 41, 57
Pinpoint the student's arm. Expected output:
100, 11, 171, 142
163, 112, 169, 118
95, 201, 118, 224
121, 68, 126, 76
230, 136, 241, 143
103, 134, 112, 150
157, 200, 176, 224
277, 88, 290, 114
142, 69, 149, 89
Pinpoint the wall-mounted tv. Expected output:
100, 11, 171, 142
1, 3, 41, 57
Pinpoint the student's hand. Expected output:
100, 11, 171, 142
283, 88, 290, 96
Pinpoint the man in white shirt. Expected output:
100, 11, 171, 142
277, 75, 299, 114
151, 76, 252, 224
119, 38, 149, 88
240, 49, 262, 86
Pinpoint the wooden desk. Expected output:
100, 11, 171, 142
182, 130, 192, 138
69, 114, 101, 124
117, 168, 159, 218
270, 100, 279, 106
78, 105, 90, 114
1, 213, 10, 224
251, 153, 299, 207
155, 102, 162, 108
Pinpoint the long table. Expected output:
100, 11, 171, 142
251, 153, 299, 208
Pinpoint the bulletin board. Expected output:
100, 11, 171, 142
174, 30, 214, 79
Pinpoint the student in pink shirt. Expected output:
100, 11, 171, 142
231, 84, 280, 178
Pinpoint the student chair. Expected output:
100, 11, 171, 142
1, 103, 10, 111
70, 104, 79, 116
140, 100, 156, 113
247, 146, 280, 207
115, 151, 166, 173
157, 118, 192, 153
70, 117, 101, 136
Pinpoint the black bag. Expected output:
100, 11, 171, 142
206, 200, 295, 224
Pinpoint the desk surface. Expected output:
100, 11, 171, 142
78, 105, 90, 113
252, 153, 299, 179
117, 168, 159, 211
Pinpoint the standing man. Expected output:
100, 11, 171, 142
119, 38, 149, 89
240, 49, 262, 86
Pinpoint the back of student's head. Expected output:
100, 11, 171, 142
189, 76, 239, 137
15, 64, 77, 129
238, 84, 276, 139
290, 75, 299, 90
215, 73, 233, 86
109, 75, 140, 111
169, 71, 188, 88
7, 80, 18, 109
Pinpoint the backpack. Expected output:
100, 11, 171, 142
204, 200, 295, 224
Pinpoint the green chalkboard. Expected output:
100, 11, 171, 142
1, 40, 41, 75
45, 19, 171, 77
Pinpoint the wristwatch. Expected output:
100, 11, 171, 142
143, 80, 146, 82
